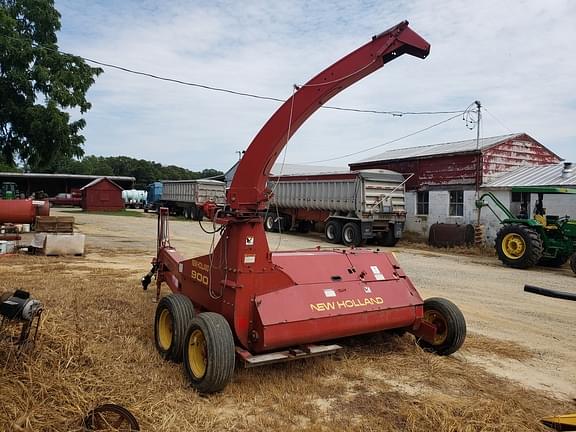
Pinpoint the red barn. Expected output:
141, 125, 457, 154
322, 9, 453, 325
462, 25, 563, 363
349, 133, 562, 238
349, 133, 561, 190
80, 177, 124, 212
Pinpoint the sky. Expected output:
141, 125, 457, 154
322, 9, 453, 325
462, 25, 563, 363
54, 0, 576, 172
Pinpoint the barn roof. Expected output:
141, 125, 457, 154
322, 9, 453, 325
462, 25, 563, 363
482, 162, 576, 188
80, 177, 124, 191
355, 133, 526, 163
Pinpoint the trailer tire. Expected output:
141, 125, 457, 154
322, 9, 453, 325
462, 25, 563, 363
297, 220, 312, 233
154, 294, 196, 362
193, 207, 204, 221
380, 226, 398, 247
264, 214, 277, 232
342, 222, 362, 247
325, 220, 343, 244
417, 297, 466, 356
495, 224, 543, 269
570, 253, 576, 275
183, 312, 235, 394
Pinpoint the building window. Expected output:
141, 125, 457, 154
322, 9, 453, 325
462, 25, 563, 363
449, 190, 464, 216
416, 191, 429, 215
511, 191, 530, 218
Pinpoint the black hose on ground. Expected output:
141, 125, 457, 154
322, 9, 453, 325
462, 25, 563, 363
524, 284, 576, 301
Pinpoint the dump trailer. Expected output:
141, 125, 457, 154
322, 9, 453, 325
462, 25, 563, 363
266, 169, 406, 246
160, 179, 226, 220
142, 21, 466, 394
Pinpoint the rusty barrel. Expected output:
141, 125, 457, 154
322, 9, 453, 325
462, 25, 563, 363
0, 199, 50, 224
428, 223, 475, 247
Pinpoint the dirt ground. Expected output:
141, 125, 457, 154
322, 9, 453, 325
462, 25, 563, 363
1, 208, 575, 431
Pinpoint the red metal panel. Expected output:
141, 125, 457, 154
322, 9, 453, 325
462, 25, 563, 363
482, 135, 562, 181
256, 304, 420, 350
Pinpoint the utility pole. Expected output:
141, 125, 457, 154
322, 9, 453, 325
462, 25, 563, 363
236, 150, 245, 160
474, 100, 482, 195
474, 100, 484, 245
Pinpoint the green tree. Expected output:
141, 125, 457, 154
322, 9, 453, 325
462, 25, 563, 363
0, 0, 102, 170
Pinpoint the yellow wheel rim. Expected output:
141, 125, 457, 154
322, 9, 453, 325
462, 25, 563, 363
423, 310, 448, 345
188, 329, 207, 379
502, 233, 526, 259
157, 309, 173, 351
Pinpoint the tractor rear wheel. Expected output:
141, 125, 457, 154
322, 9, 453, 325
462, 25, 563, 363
325, 220, 343, 244
570, 253, 576, 275
417, 297, 466, 356
495, 224, 543, 269
342, 222, 362, 247
154, 294, 196, 362
183, 312, 235, 394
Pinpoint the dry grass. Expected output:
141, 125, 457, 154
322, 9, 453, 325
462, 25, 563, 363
0, 254, 572, 431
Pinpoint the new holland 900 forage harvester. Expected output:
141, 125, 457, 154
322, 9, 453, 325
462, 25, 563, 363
141, 21, 466, 394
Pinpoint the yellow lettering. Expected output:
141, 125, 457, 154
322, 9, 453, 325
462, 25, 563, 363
191, 269, 209, 287
310, 297, 385, 313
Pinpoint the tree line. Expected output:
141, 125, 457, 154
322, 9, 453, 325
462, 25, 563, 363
42, 155, 223, 189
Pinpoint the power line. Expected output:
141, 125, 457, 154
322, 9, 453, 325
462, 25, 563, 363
3, 33, 464, 117
83, 57, 464, 116
300, 111, 465, 164
483, 106, 514, 133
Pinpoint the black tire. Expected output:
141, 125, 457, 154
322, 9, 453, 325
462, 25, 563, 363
183, 312, 235, 394
342, 222, 362, 247
417, 297, 466, 356
264, 214, 277, 232
380, 226, 398, 247
192, 205, 204, 221
154, 294, 196, 362
538, 255, 569, 267
297, 220, 312, 233
325, 219, 343, 244
570, 253, 576, 275
495, 224, 543, 269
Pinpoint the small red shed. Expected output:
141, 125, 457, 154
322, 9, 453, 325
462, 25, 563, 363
80, 177, 124, 212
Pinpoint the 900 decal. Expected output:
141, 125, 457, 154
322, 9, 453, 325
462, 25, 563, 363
191, 260, 209, 286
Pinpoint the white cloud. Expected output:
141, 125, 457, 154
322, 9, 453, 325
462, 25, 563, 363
55, 0, 576, 172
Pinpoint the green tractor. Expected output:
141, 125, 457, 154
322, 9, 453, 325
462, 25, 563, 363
0, 182, 19, 200
476, 186, 576, 275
